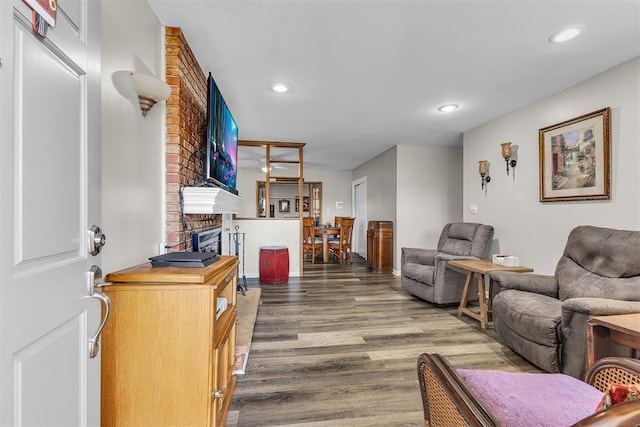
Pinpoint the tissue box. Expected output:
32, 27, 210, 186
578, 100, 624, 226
492, 254, 510, 265
503, 256, 520, 267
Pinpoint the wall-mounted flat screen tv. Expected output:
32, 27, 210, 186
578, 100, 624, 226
205, 73, 238, 194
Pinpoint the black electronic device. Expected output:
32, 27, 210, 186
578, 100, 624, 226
192, 227, 222, 254
149, 251, 219, 268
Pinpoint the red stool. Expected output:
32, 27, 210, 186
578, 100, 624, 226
259, 246, 289, 285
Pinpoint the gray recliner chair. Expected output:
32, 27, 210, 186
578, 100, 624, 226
491, 225, 640, 379
401, 223, 494, 305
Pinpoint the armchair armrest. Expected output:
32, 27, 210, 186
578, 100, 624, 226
561, 298, 640, 316
434, 253, 478, 263
576, 357, 640, 426
573, 399, 640, 427
401, 247, 437, 266
490, 271, 559, 298
584, 357, 640, 391
417, 353, 496, 427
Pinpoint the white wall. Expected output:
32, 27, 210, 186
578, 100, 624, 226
352, 145, 463, 272
236, 167, 264, 218
232, 219, 301, 278
396, 144, 463, 271
101, 2, 166, 273
352, 147, 398, 266
352, 147, 398, 224
463, 57, 640, 274
304, 168, 353, 224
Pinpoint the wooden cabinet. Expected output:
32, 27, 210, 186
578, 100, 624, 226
101, 256, 239, 427
367, 221, 393, 273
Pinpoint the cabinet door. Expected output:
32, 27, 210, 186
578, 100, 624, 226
211, 338, 233, 425
210, 269, 238, 426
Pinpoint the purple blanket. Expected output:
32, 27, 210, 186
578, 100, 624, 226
457, 368, 603, 426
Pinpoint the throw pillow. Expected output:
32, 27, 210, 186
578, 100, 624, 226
596, 383, 640, 412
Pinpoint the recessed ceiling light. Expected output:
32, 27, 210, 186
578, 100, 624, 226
438, 104, 459, 113
548, 26, 584, 43
271, 82, 290, 93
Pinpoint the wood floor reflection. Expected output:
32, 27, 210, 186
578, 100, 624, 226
227, 256, 539, 426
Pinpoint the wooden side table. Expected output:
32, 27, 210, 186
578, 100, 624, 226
587, 313, 640, 368
449, 259, 533, 329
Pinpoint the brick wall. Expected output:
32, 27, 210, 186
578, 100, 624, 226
165, 27, 221, 251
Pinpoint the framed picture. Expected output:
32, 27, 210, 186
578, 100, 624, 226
539, 107, 611, 202
279, 199, 290, 213
269, 204, 274, 217
303, 196, 309, 212
295, 198, 300, 212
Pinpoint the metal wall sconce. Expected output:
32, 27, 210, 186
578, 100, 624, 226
478, 160, 490, 189
127, 71, 171, 117
501, 142, 517, 175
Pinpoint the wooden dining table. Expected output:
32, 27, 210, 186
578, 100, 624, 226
314, 226, 341, 263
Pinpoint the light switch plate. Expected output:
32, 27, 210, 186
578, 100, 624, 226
470, 204, 478, 214
336, 201, 344, 209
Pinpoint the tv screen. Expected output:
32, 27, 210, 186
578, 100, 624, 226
205, 73, 238, 194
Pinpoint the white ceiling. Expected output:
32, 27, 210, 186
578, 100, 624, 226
147, 0, 640, 171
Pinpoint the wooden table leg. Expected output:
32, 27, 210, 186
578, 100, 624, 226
458, 271, 489, 329
477, 274, 487, 329
322, 231, 329, 263
457, 271, 474, 316
488, 277, 494, 314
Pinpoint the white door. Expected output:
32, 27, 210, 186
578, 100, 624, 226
0, 1, 102, 425
352, 177, 367, 257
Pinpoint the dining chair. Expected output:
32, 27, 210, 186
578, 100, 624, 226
328, 217, 354, 263
302, 217, 322, 263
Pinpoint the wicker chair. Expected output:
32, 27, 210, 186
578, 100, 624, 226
417, 353, 640, 427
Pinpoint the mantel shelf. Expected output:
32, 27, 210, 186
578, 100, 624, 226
182, 186, 243, 214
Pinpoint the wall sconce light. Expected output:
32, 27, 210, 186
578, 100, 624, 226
501, 142, 517, 175
478, 160, 490, 190
128, 71, 171, 117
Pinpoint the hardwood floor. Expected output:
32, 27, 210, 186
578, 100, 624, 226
227, 256, 540, 426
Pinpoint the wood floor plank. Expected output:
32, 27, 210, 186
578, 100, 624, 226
228, 256, 540, 426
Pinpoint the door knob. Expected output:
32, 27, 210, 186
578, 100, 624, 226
88, 225, 106, 256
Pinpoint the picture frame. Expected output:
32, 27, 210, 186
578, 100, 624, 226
295, 198, 300, 212
303, 196, 309, 212
539, 107, 611, 202
269, 204, 275, 217
279, 199, 290, 213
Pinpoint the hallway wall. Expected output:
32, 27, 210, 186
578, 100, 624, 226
463, 58, 640, 274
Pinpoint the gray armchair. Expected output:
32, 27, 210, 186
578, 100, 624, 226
491, 225, 640, 379
401, 223, 494, 305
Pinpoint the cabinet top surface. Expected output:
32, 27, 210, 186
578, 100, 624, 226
105, 255, 238, 285
367, 221, 393, 231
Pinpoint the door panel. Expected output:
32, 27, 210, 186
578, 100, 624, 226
0, 1, 101, 425
17, 22, 84, 263
15, 315, 85, 426
352, 178, 367, 257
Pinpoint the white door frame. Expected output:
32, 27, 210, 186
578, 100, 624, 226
351, 177, 367, 257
